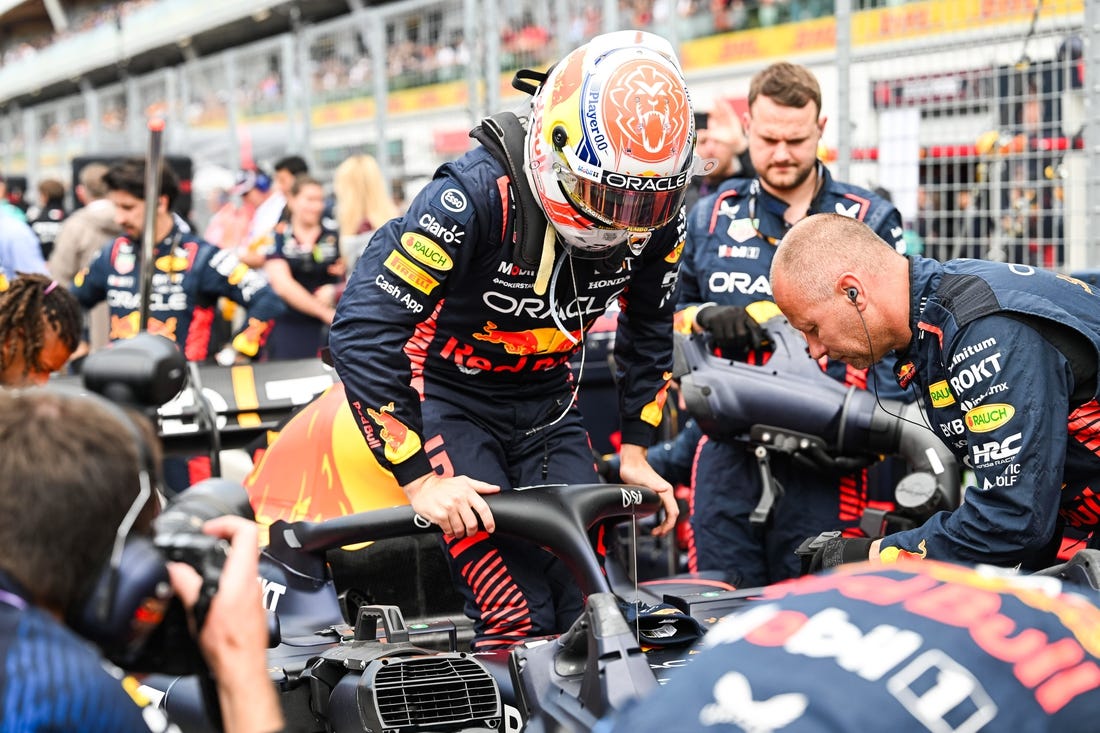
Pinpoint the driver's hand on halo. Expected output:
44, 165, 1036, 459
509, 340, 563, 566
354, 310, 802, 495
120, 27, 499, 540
618, 443, 679, 537
404, 472, 501, 538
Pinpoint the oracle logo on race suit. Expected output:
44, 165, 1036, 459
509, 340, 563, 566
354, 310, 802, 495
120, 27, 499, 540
708, 271, 771, 296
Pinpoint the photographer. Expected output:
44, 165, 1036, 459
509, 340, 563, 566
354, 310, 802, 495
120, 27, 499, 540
0, 389, 281, 732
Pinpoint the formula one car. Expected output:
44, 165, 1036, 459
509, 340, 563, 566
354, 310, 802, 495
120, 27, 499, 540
76, 318, 967, 731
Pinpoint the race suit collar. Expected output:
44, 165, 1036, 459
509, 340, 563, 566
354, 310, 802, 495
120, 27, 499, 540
754, 161, 829, 243
901, 256, 944, 356
806, 161, 832, 210
131, 224, 183, 254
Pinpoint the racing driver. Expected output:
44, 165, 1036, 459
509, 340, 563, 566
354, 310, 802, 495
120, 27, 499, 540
330, 30, 706, 650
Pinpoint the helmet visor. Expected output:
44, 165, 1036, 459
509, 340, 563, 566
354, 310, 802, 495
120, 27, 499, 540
556, 145, 691, 231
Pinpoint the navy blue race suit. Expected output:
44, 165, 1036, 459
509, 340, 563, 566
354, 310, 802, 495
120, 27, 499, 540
600, 561, 1100, 732
264, 220, 342, 359
880, 257, 1100, 567
72, 225, 284, 362
679, 164, 909, 586
0, 574, 174, 732
329, 145, 684, 650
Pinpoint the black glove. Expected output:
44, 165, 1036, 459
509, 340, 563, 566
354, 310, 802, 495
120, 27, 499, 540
808, 536, 875, 573
695, 305, 766, 355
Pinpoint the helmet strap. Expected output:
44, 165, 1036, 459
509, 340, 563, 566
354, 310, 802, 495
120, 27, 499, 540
512, 67, 552, 96
533, 223, 557, 296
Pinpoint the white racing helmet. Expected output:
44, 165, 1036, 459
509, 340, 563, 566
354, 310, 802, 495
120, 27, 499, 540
525, 30, 701, 256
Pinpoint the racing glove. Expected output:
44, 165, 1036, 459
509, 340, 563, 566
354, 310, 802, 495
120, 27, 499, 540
695, 305, 766, 355
807, 536, 875, 573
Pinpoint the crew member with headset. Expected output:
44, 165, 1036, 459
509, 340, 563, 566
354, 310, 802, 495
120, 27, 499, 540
772, 212, 1100, 571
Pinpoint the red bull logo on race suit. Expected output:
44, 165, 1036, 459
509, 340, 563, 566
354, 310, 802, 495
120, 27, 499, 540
109, 312, 178, 342
367, 402, 422, 464
473, 321, 583, 356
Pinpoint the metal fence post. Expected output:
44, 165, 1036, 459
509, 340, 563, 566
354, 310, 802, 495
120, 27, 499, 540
835, 0, 852, 183
1085, 0, 1100, 268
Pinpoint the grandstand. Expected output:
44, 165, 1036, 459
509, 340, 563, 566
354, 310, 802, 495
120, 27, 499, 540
0, 0, 1095, 269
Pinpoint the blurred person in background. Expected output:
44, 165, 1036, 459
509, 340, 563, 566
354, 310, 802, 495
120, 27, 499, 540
0, 172, 28, 222
0, 273, 82, 387
0, 206, 47, 291
48, 162, 119, 356
332, 153, 399, 270
952, 187, 995, 260
26, 178, 67, 261
262, 174, 344, 360
199, 180, 254, 358
231, 167, 282, 268
72, 157, 286, 492
685, 97, 754, 213
202, 181, 253, 252
201, 167, 254, 253
72, 157, 284, 365
273, 154, 309, 201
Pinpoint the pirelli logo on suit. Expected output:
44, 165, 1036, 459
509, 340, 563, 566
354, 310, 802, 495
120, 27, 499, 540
385, 249, 440, 294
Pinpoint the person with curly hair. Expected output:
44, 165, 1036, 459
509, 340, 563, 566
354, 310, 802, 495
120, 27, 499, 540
0, 272, 82, 386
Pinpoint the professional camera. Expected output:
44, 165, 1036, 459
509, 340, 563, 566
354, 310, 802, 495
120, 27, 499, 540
120, 479, 254, 676
68, 334, 255, 676
73, 479, 256, 676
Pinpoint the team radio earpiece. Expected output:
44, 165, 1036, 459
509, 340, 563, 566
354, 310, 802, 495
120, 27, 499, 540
845, 285, 936, 434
